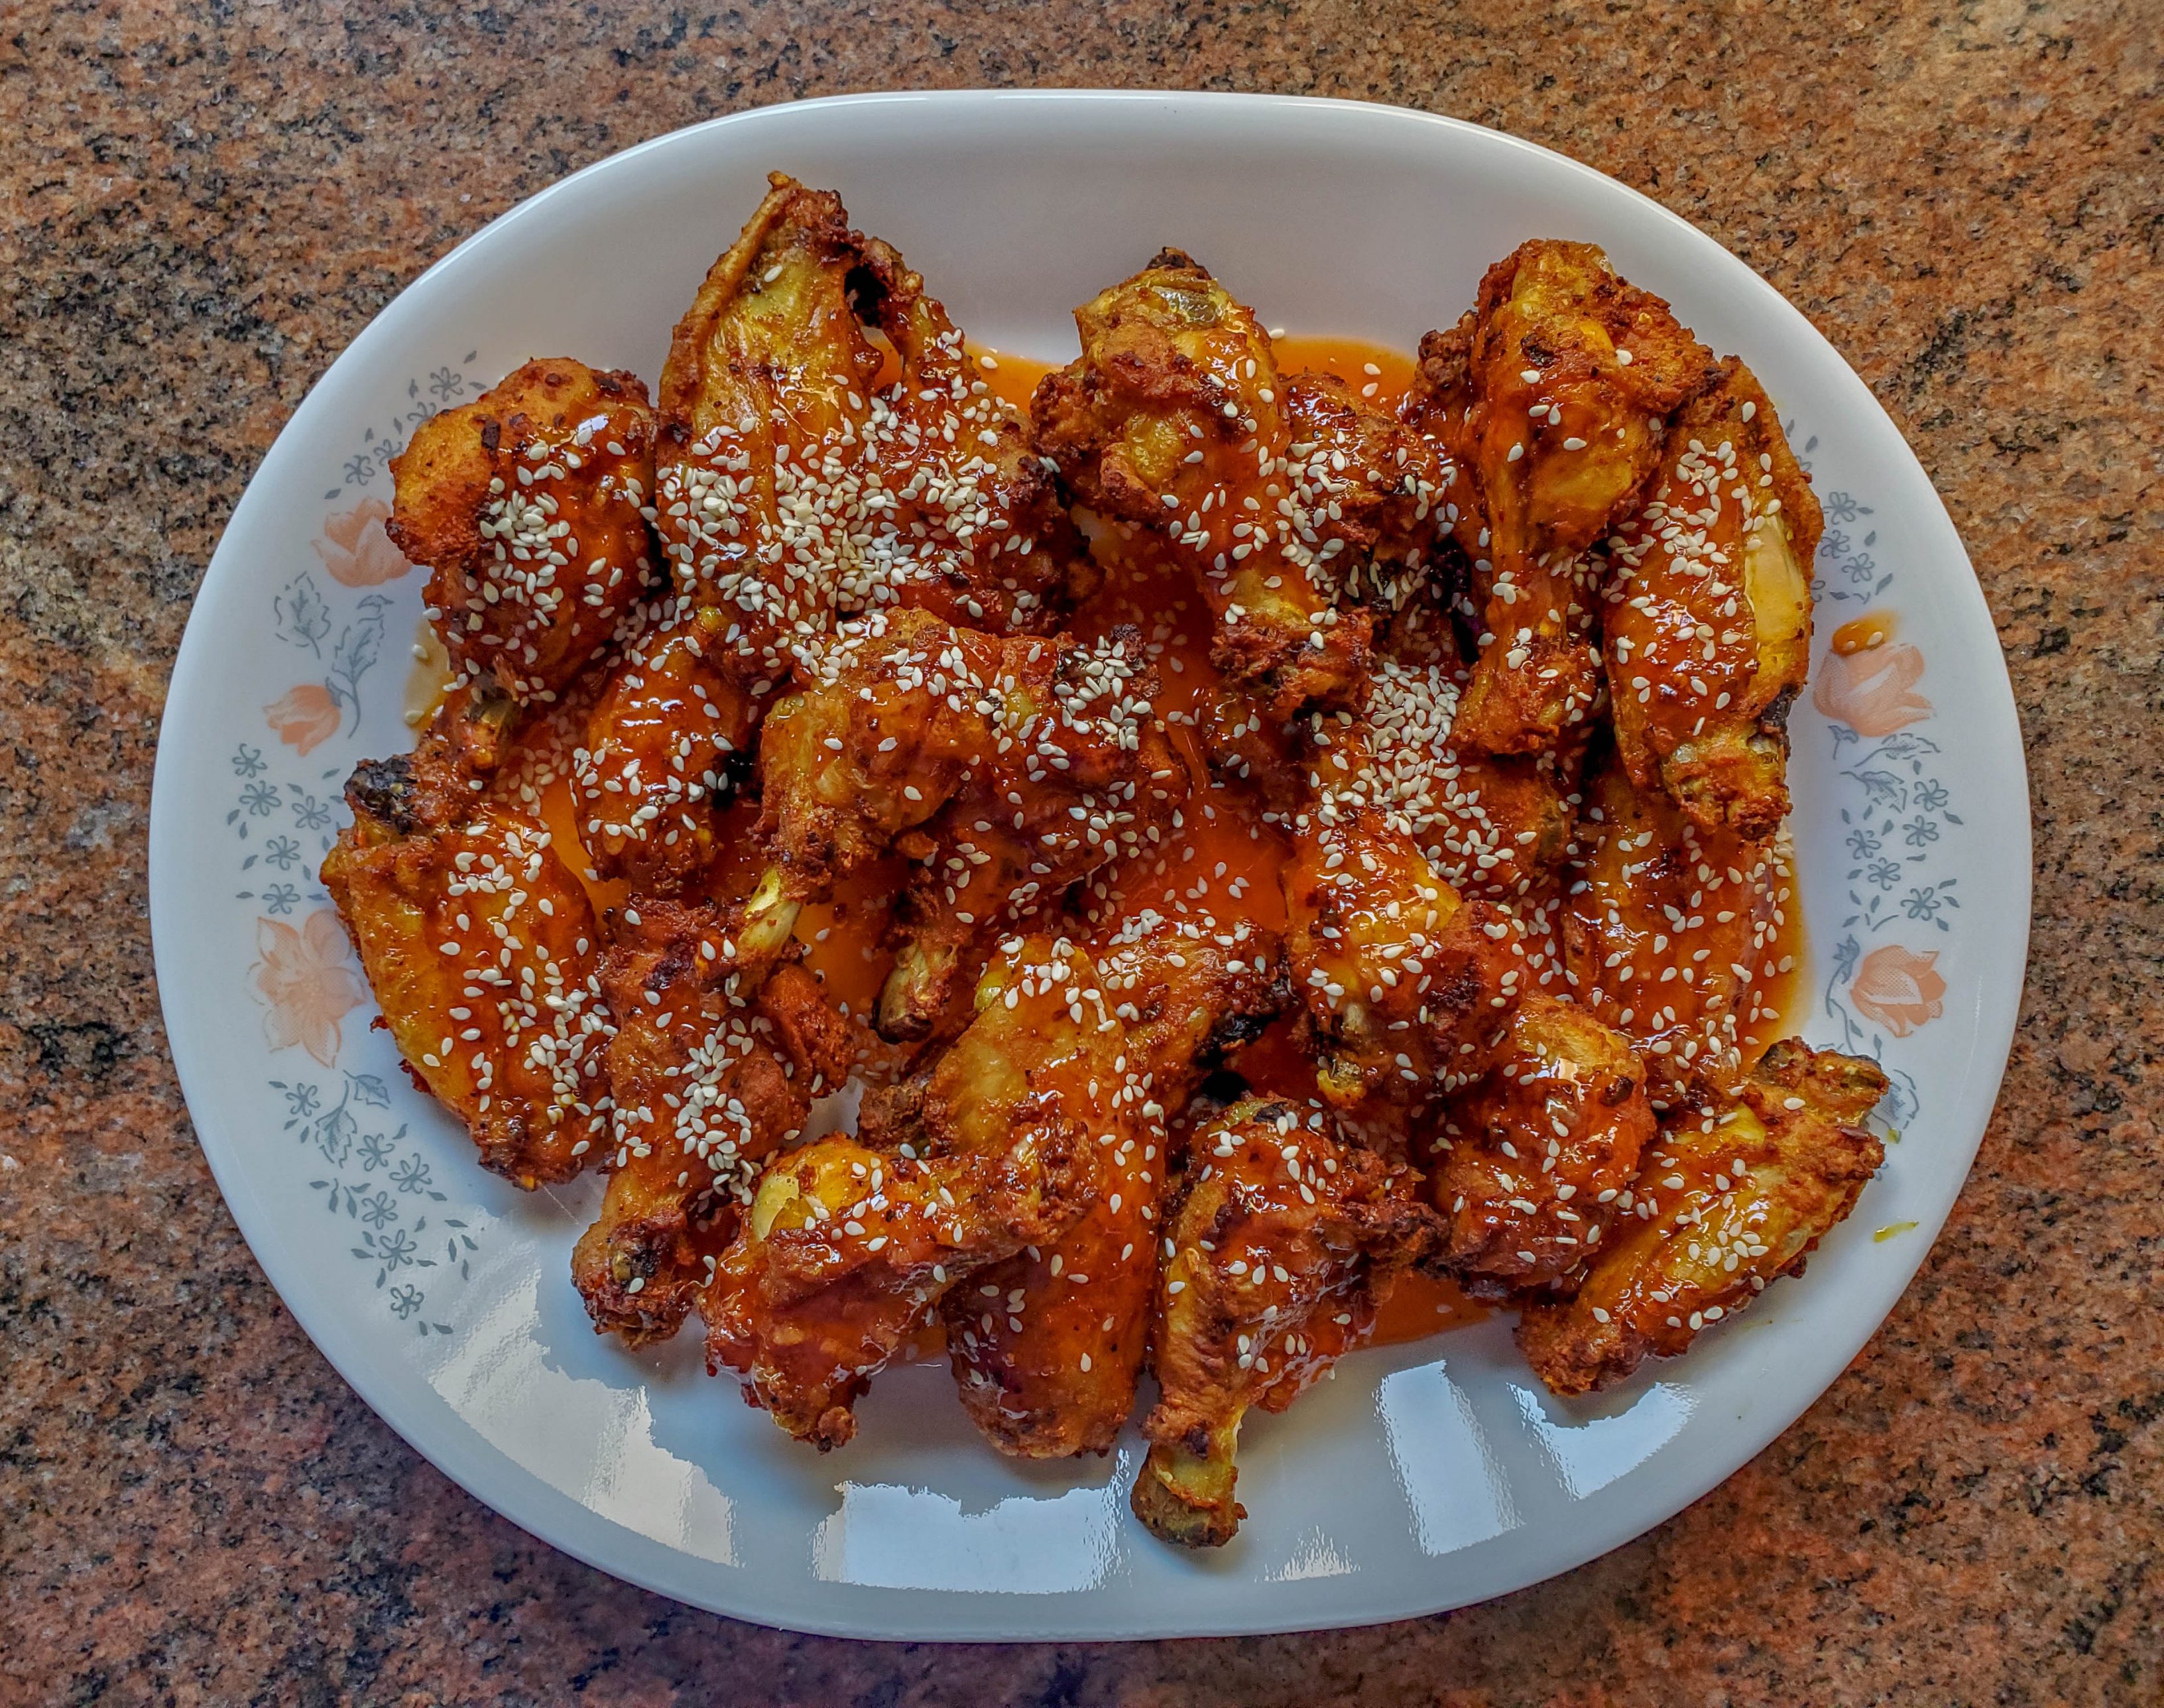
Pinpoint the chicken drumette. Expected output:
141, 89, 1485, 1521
1034, 250, 1449, 720
1132, 1097, 1442, 1547
1428, 995, 1656, 1294
391, 358, 660, 704
1518, 1039, 1886, 1394
571, 900, 861, 1345
1406, 239, 1714, 757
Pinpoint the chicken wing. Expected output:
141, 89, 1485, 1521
1518, 1038, 1886, 1395
1362, 648, 1577, 908
1602, 357, 1823, 841
1563, 749, 1792, 1108
320, 748, 613, 1188
942, 916, 1288, 1458
570, 603, 760, 888
390, 358, 659, 703
753, 605, 1181, 1041
1132, 1097, 1441, 1547
1429, 995, 1655, 1293
1033, 250, 1447, 719
1408, 240, 1714, 757
701, 935, 1110, 1448
571, 900, 860, 1345
575, 175, 1085, 886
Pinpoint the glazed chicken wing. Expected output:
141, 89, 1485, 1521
753, 605, 1181, 1040
571, 607, 759, 888
390, 358, 659, 702
1033, 250, 1447, 719
1518, 1038, 1886, 1395
571, 901, 860, 1345
320, 747, 612, 1188
1284, 788, 1522, 1119
1132, 1097, 1442, 1547
1563, 749, 1793, 1109
1408, 240, 1714, 756
942, 916, 1288, 1458
701, 936, 1111, 1447
1429, 995, 1655, 1292
575, 175, 1084, 886
1362, 644, 1577, 908
1602, 357, 1823, 841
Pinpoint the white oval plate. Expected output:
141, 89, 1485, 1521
149, 90, 2029, 1640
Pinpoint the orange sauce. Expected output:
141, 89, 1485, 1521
1832, 611, 1897, 655
415, 337, 1808, 1367
1271, 334, 1420, 403
1371, 1270, 1492, 1344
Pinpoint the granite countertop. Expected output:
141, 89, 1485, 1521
3, 1, 2157, 1701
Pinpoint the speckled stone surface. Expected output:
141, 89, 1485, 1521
2, 1, 2157, 1702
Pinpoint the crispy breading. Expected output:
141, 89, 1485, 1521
1034, 251, 1448, 719
320, 747, 612, 1189
1518, 1039, 1886, 1395
1408, 241, 1715, 757
1132, 1097, 1442, 1546
701, 936, 1109, 1448
1563, 749, 1792, 1109
571, 901, 860, 1345
1602, 357, 1823, 841
1429, 995, 1655, 1292
942, 917, 1288, 1459
390, 358, 659, 702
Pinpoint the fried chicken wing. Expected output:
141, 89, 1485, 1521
1284, 788, 1522, 1118
1132, 1097, 1441, 1547
320, 749, 613, 1188
752, 605, 1180, 1040
701, 936, 1109, 1447
1602, 358, 1823, 841
1429, 995, 1655, 1292
570, 607, 760, 888
575, 176, 1084, 885
1033, 251, 1447, 719
1563, 750, 1791, 1108
659, 177, 1081, 658
1410, 241, 1714, 756
571, 901, 859, 1345
390, 358, 658, 702
1362, 648, 1577, 908
942, 916, 1288, 1458
1518, 1038, 1886, 1395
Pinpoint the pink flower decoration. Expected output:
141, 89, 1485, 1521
1813, 642, 1933, 738
266, 683, 341, 755
251, 910, 369, 1068
314, 496, 412, 587
1849, 944, 1947, 1038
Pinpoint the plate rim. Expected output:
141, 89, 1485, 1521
148, 85, 2033, 1641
